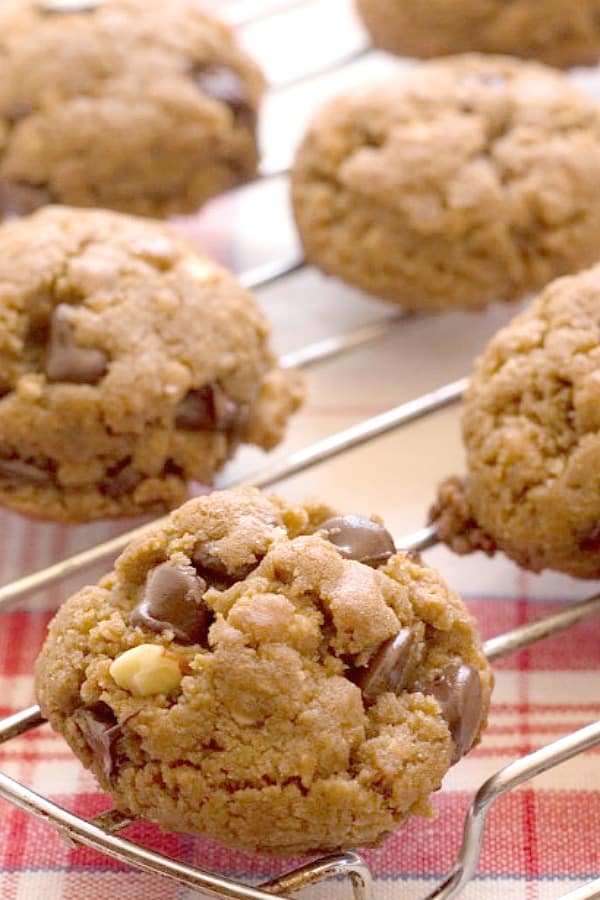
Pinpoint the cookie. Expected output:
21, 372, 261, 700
35, 487, 493, 855
0, 0, 264, 220
430, 264, 600, 578
0, 206, 303, 522
291, 55, 600, 311
356, 0, 600, 69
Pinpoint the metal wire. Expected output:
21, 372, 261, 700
270, 41, 370, 91
1, 588, 599, 899
224, 0, 372, 93
0, 227, 435, 608
558, 880, 600, 900
0, 373, 597, 896
238, 251, 306, 291
234, 226, 413, 370
1, 4, 598, 898
0, 377, 467, 609
0, 754, 371, 900
279, 313, 411, 369
484, 592, 600, 661
396, 523, 439, 553
226, 0, 314, 27
422, 719, 600, 900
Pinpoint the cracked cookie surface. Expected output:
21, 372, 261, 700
431, 264, 600, 578
292, 55, 600, 310
0, 0, 264, 219
35, 487, 493, 855
356, 0, 600, 69
0, 207, 303, 522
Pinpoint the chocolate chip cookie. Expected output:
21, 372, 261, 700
0, 207, 303, 522
430, 264, 600, 578
356, 0, 600, 68
0, 0, 264, 220
35, 487, 493, 855
291, 55, 600, 311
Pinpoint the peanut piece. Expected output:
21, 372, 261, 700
109, 644, 182, 696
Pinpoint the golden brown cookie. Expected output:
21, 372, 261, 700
0, 0, 264, 220
431, 264, 600, 578
291, 55, 600, 311
356, 0, 600, 68
0, 207, 303, 522
35, 487, 493, 855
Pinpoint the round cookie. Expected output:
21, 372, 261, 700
35, 487, 493, 855
291, 55, 600, 311
356, 0, 600, 69
0, 206, 303, 522
0, 0, 264, 220
430, 264, 600, 578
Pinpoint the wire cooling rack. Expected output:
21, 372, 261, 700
1, 1, 600, 898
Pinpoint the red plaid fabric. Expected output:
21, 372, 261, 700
1, 3, 600, 899
2, 586, 599, 899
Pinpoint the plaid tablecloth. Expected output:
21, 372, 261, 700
1, 2, 600, 898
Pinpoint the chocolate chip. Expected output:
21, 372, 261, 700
73, 703, 121, 781
0, 456, 53, 484
174, 388, 213, 430
191, 547, 229, 578
319, 515, 396, 567
175, 384, 238, 432
0, 180, 55, 219
194, 65, 254, 128
192, 545, 258, 587
417, 663, 482, 763
357, 628, 414, 703
162, 459, 185, 478
45, 304, 108, 384
26, 316, 51, 348
131, 562, 210, 645
101, 459, 143, 499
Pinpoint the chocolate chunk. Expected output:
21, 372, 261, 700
192, 545, 258, 587
418, 663, 482, 763
26, 316, 51, 348
194, 65, 254, 128
319, 515, 396, 567
101, 459, 143, 499
45, 304, 108, 384
175, 384, 238, 432
358, 628, 414, 703
0, 180, 54, 219
0, 457, 52, 484
131, 562, 210, 645
174, 387, 214, 430
73, 703, 121, 781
